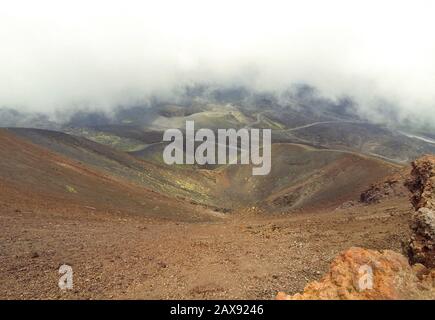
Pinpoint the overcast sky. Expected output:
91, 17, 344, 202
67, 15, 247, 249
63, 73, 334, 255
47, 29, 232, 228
1, 0, 435, 124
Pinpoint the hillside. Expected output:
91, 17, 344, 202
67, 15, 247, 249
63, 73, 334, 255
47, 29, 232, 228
0, 129, 218, 222
5, 128, 401, 213
0, 126, 421, 299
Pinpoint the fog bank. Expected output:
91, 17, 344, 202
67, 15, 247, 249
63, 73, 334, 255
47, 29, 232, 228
1, 0, 435, 126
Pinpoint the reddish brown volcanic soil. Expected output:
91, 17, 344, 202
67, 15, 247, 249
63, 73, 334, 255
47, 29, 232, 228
0, 129, 412, 299
0, 200, 411, 299
0, 129, 216, 222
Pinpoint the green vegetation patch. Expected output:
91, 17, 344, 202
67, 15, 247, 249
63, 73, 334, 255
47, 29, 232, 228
65, 185, 78, 193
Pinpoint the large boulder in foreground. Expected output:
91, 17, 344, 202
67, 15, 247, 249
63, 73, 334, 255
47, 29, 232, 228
277, 247, 434, 300
405, 155, 435, 268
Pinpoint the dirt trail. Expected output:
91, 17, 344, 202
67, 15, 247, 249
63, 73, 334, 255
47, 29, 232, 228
286, 120, 365, 132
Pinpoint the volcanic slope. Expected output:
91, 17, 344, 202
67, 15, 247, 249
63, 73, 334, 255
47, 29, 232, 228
133, 141, 403, 210
8, 128, 222, 207
11, 128, 407, 211
0, 128, 415, 299
213, 143, 402, 211
0, 128, 219, 222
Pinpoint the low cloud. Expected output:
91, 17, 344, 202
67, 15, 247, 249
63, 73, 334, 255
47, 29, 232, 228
1, 0, 435, 127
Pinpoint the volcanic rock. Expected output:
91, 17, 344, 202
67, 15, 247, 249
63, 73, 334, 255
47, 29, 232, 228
405, 155, 435, 268
360, 174, 408, 204
276, 247, 434, 300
